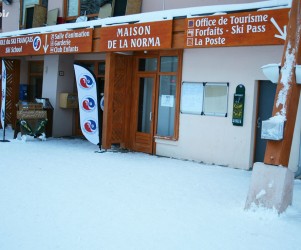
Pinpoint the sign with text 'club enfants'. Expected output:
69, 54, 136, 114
185, 8, 289, 48
99, 20, 173, 51
74, 64, 100, 146
0, 28, 92, 57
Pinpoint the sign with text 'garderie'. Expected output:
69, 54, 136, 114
99, 20, 173, 51
185, 8, 289, 48
0, 28, 92, 57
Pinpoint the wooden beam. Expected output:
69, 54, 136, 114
264, 0, 301, 166
102, 53, 115, 149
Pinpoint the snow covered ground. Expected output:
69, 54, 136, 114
0, 128, 300, 250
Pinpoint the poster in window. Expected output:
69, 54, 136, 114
161, 95, 174, 107
180, 82, 203, 115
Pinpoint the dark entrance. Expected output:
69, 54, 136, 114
254, 80, 277, 162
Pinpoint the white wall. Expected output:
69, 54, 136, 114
156, 45, 284, 169
42, 54, 75, 137
2, 0, 21, 32
142, 0, 265, 12
47, 0, 64, 17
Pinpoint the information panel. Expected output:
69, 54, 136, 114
0, 28, 93, 57
185, 8, 289, 48
180, 82, 203, 115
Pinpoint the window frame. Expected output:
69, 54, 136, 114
64, 0, 113, 21
135, 50, 182, 141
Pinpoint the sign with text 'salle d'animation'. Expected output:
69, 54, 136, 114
185, 8, 289, 48
99, 20, 173, 51
0, 28, 92, 57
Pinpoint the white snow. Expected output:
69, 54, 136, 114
0, 127, 300, 250
255, 189, 267, 199
277, 42, 296, 118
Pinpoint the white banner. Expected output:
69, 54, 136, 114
1, 60, 6, 129
74, 64, 99, 145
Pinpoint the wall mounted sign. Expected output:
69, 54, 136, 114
0, 28, 93, 57
99, 20, 173, 51
180, 82, 203, 115
232, 84, 245, 126
185, 8, 289, 48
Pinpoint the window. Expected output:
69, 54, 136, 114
20, 0, 48, 28
157, 75, 177, 136
138, 58, 157, 72
66, 0, 113, 20
28, 61, 44, 101
156, 53, 181, 139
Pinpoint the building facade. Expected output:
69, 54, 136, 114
1, 0, 299, 172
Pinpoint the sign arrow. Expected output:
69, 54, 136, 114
271, 17, 287, 40
43, 34, 49, 53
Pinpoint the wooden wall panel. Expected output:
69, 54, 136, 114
102, 53, 133, 149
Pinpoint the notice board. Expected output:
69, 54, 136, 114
180, 82, 203, 115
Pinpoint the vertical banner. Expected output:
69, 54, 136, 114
74, 64, 100, 146
1, 59, 6, 129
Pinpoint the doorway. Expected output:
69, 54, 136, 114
132, 74, 156, 153
130, 51, 182, 154
254, 80, 277, 162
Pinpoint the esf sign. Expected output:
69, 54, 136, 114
99, 20, 172, 51
185, 8, 289, 48
0, 28, 92, 57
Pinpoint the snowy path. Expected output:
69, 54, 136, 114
0, 129, 300, 250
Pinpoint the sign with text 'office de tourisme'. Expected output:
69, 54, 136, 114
0, 28, 92, 57
99, 20, 173, 51
185, 8, 289, 48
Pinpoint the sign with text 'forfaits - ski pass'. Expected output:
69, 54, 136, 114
74, 64, 99, 146
0, 28, 92, 57
185, 8, 289, 48
99, 20, 173, 51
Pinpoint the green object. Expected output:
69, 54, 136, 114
20, 120, 34, 136
35, 119, 48, 136
232, 84, 245, 126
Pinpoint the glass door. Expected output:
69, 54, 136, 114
133, 74, 156, 153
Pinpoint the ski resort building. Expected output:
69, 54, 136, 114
0, 0, 300, 173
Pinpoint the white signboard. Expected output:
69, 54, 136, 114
180, 82, 203, 115
161, 95, 174, 107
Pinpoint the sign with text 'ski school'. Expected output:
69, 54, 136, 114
185, 8, 289, 48
0, 28, 92, 57
99, 20, 173, 51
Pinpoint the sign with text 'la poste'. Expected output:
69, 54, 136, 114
185, 8, 289, 48
99, 20, 173, 52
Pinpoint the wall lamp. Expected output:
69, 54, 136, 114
261, 63, 301, 84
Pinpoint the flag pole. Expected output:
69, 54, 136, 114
0, 59, 10, 142
1, 122, 10, 142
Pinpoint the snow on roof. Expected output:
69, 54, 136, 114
0, 0, 291, 38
